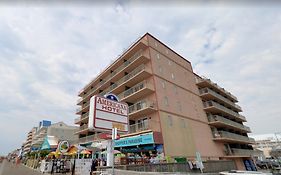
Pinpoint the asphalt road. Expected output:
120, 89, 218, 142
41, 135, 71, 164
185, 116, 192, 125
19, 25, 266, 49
0, 160, 41, 175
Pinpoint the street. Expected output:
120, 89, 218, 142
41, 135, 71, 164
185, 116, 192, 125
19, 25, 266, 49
0, 159, 42, 175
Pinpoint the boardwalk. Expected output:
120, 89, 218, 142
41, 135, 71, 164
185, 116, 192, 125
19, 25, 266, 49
0, 159, 41, 175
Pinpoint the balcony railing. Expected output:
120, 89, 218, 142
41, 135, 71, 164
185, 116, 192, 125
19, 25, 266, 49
80, 50, 145, 99
76, 102, 90, 113
129, 119, 159, 134
79, 134, 99, 143
203, 101, 246, 121
79, 124, 88, 131
128, 100, 156, 114
118, 80, 153, 100
200, 88, 242, 111
229, 148, 257, 156
196, 77, 238, 101
213, 131, 255, 143
208, 115, 251, 132
101, 64, 148, 95
74, 113, 89, 124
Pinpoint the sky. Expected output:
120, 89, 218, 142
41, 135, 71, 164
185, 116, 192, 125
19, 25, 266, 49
0, 1, 280, 155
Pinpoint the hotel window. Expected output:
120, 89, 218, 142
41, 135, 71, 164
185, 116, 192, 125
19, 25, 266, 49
168, 115, 173, 126
162, 81, 166, 89
181, 118, 186, 128
171, 73, 175, 80
174, 85, 178, 94
157, 53, 160, 60
164, 96, 169, 106
177, 101, 182, 112
158, 66, 163, 73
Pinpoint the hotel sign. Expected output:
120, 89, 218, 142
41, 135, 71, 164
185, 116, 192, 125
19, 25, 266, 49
88, 95, 129, 133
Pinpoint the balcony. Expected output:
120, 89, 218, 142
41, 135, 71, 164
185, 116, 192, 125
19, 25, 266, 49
199, 88, 242, 112
208, 115, 251, 133
196, 77, 238, 102
74, 113, 89, 124
101, 64, 152, 96
225, 148, 258, 157
76, 102, 90, 114
129, 119, 159, 134
78, 49, 149, 103
118, 80, 155, 103
203, 101, 246, 122
75, 124, 89, 134
212, 131, 255, 144
128, 100, 157, 119
79, 134, 99, 144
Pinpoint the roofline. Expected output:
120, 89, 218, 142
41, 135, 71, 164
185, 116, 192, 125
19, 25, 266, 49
79, 32, 192, 94
144, 32, 191, 64
80, 33, 148, 93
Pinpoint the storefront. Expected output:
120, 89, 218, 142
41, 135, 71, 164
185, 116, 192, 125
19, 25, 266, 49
114, 132, 163, 164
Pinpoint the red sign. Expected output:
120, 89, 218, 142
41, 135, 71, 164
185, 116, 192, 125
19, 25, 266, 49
98, 133, 120, 140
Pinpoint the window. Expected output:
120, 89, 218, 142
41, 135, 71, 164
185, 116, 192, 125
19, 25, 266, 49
181, 118, 186, 128
164, 96, 169, 106
177, 101, 182, 112
168, 60, 172, 65
158, 66, 163, 73
174, 85, 178, 94
171, 73, 175, 80
157, 53, 160, 60
168, 115, 173, 126
166, 49, 169, 54
162, 81, 166, 89
155, 42, 158, 47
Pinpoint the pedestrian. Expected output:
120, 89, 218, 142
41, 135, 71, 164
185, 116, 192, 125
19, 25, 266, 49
91, 159, 98, 175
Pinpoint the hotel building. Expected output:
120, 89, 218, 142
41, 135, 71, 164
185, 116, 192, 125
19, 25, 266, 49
22, 127, 37, 155
75, 33, 255, 170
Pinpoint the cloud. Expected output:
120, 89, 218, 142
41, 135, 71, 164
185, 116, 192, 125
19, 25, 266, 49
0, 4, 280, 155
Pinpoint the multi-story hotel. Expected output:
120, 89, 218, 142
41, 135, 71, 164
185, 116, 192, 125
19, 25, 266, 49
75, 33, 255, 170
22, 127, 37, 155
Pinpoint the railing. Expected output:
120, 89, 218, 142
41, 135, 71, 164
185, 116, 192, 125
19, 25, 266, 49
203, 101, 246, 121
230, 148, 256, 156
129, 119, 159, 134
118, 80, 153, 100
79, 124, 88, 131
128, 100, 156, 114
213, 131, 255, 143
102, 64, 147, 95
200, 88, 242, 111
75, 113, 89, 123
77, 97, 83, 104
208, 115, 251, 132
80, 50, 144, 99
196, 77, 238, 101
79, 134, 99, 143
76, 102, 90, 113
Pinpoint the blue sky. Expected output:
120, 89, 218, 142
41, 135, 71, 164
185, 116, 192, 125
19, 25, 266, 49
0, 2, 280, 155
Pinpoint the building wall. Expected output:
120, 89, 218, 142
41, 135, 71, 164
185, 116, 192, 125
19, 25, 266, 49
47, 122, 78, 142
146, 34, 225, 159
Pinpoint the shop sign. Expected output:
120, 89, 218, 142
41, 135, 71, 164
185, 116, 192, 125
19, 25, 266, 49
58, 141, 69, 153
114, 133, 154, 147
88, 95, 129, 132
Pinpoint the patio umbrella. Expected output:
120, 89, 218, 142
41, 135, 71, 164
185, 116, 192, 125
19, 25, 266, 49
101, 150, 121, 154
80, 149, 91, 154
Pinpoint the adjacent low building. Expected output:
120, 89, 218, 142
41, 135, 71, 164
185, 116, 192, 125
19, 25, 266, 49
30, 120, 79, 151
75, 33, 255, 170
251, 133, 281, 158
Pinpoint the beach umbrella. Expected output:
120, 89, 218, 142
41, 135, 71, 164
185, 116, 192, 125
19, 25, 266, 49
80, 150, 91, 154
